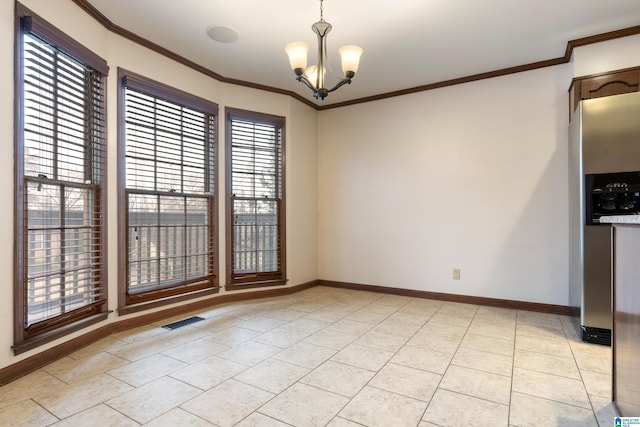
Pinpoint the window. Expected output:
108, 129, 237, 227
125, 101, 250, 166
119, 69, 218, 309
226, 108, 286, 288
14, 8, 109, 353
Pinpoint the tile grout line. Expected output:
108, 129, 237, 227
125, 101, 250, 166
223, 292, 388, 426
561, 313, 608, 424
324, 298, 416, 426
282, 294, 397, 426
507, 310, 519, 426
416, 302, 477, 425
339, 300, 436, 426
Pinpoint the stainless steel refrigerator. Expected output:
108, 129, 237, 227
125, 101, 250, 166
569, 91, 640, 345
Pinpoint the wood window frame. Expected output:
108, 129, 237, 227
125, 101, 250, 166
117, 68, 219, 314
13, 4, 109, 355
225, 108, 286, 290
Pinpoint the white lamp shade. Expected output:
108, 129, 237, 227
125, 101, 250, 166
304, 65, 326, 86
339, 45, 363, 74
285, 42, 309, 70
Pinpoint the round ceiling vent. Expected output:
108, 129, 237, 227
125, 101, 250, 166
205, 26, 239, 44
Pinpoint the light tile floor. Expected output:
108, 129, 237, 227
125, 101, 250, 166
0, 286, 618, 426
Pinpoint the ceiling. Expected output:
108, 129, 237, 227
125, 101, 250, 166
82, 0, 640, 107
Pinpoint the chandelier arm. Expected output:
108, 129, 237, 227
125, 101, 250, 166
315, 26, 328, 90
316, 38, 323, 89
297, 74, 327, 99
326, 77, 353, 94
296, 74, 319, 92
320, 19, 340, 81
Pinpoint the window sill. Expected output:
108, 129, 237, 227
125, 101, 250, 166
225, 279, 287, 291
118, 286, 220, 316
13, 312, 109, 356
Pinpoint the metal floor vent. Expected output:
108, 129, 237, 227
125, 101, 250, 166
162, 316, 205, 330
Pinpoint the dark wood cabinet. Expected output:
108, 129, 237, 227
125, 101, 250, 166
569, 66, 640, 116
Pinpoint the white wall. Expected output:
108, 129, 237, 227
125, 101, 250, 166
318, 65, 573, 305
287, 104, 319, 285
0, 0, 17, 374
0, 0, 318, 370
573, 33, 640, 78
316, 30, 640, 305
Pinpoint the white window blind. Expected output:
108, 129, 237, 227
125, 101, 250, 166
228, 111, 285, 286
123, 79, 217, 303
20, 31, 106, 330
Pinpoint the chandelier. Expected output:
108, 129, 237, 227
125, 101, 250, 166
285, 0, 363, 100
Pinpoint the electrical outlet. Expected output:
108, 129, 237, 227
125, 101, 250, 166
453, 267, 461, 280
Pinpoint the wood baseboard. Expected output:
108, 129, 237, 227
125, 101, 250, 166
317, 280, 571, 315
1, 278, 570, 386
0, 280, 318, 387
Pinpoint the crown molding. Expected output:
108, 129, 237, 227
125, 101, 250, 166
68, 0, 640, 110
